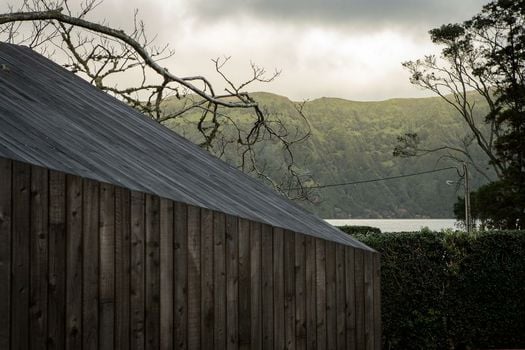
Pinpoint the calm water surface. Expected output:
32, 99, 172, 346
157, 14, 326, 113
325, 219, 458, 232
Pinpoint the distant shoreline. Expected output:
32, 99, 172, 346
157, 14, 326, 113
326, 219, 458, 232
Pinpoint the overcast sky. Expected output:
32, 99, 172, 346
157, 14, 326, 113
8, 0, 491, 100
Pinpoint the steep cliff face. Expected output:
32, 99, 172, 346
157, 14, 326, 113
162, 92, 492, 218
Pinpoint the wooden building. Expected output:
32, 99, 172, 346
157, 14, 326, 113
0, 43, 380, 349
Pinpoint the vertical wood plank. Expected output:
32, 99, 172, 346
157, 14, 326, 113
0, 158, 11, 350
326, 242, 337, 350
237, 219, 250, 350
250, 222, 262, 350
273, 228, 285, 350
214, 212, 226, 349
373, 253, 381, 350
83, 179, 100, 350
130, 191, 145, 350
225, 215, 239, 350
29, 165, 48, 350
354, 249, 365, 350
145, 194, 161, 350
294, 233, 306, 350
200, 208, 214, 349
11, 161, 31, 350
315, 239, 326, 350
48, 170, 66, 350
187, 205, 201, 350
66, 175, 83, 349
364, 252, 374, 350
115, 187, 131, 350
160, 198, 174, 350
261, 224, 273, 350
305, 236, 316, 350
174, 202, 188, 350
345, 247, 356, 350
99, 182, 115, 350
335, 244, 346, 350
284, 231, 296, 350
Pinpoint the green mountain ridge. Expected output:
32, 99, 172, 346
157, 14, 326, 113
162, 92, 492, 219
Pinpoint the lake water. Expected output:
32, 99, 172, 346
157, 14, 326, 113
325, 219, 458, 232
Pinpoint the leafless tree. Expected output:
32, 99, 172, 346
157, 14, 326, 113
0, 0, 313, 200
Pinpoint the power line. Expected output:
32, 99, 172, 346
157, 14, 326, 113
298, 166, 458, 190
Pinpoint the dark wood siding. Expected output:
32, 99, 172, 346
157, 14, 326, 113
305, 236, 317, 350
65, 175, 83, 350
187, 205, 201, 350
115, 187, 131, 350
30, 165, 48, 350
250, 222, 262, 350
83, 179, 100, 350
237, 218, 251, 350
284, 231, 296, 350
261, 224, 273, 349
355, 249, 366, 350
225, 215, 239, 350
345, 246, 357, 349
0, 157, 381, 350
326, 241, 337, 350
130, 190, 145, 350
160, 198, 174, 350
11, 161, 30, 350
373, 253, 382, 350
213, 212, 227, 349
99, 182, 116, 350
174, 202, 188, 350
273, 227, 285, 350
48, 169, 66, 350
294, 233, 306, 350
0, 158, 11, 350
200, 208, 214, 350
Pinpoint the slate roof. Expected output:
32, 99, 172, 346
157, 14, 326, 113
0, 43, 371, 250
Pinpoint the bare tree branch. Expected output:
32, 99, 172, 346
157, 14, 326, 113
0, 0, 314, 200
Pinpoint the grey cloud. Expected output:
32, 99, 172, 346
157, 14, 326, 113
186, 0, 490, 28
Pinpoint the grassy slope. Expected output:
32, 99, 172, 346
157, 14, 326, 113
162, 92, 492, 219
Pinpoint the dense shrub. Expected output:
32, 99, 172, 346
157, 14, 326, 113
358, 231, 449, 349
445, 231, 525, 349
357, 230, 525, 350
338, 225, 381, 235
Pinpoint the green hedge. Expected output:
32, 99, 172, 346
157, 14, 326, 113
357, 230, 525, 350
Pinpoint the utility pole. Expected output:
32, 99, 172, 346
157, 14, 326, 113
463, 163, 472, 233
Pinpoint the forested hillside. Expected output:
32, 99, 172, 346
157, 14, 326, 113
162, 92, 493, 219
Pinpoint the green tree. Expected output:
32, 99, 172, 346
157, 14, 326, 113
475, 1, 525, 228
403, 0, 525, 228
454, 181, 522, 229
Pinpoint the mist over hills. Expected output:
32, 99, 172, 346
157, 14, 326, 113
162, 92, 492, 219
